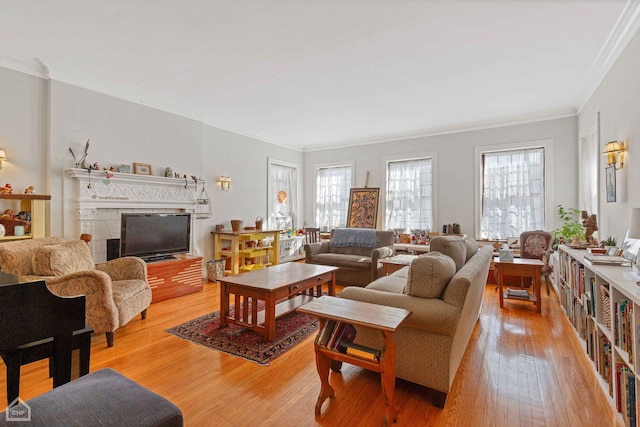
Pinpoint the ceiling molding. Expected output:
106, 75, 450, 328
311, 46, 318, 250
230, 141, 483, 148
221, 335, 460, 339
578, 0, 640, 112
302, 110, 578, 152
0, 51, 49, 79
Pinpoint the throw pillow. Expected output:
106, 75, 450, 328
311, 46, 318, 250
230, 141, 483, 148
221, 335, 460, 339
32, 240, 95, 276
463, 237, 479, 262
429, 236, 467, 271
404, 251, 456, 298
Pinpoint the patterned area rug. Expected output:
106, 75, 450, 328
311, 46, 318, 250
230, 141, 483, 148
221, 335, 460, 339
165, 307, 319, 366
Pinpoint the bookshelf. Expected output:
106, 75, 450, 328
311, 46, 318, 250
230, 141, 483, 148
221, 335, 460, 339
297, 296, 411, 426
558, 245, 638, 426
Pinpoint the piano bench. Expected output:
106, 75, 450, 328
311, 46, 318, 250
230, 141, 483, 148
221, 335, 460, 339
1, 327, 93, 405
1, 368, 183, 427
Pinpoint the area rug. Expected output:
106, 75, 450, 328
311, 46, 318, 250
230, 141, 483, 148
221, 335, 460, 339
165, 307, 319, 366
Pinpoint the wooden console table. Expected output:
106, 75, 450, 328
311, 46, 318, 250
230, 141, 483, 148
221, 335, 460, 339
297, 296, 411, 426
146, 255, 203, 303
212, 229, 281, 275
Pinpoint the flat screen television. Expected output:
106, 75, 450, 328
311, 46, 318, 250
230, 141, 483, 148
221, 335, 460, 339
120, 213, 191, 262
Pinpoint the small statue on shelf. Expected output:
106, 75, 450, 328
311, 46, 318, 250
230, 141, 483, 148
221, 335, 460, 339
24, 185, 35, 194
0, 184, 12, 194
581, 210, 599, 246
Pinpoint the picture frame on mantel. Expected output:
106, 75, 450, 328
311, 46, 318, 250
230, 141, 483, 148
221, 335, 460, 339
346, 187, 380, 228
606, 166, 616, 203
133, 163, 153, 176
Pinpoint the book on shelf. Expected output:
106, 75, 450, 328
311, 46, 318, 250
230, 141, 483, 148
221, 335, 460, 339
584, 253, 628, 265
333, 323, 357, 353
317, 319, 337, 347
506, 288, 530, 299
344, 342, 380, 361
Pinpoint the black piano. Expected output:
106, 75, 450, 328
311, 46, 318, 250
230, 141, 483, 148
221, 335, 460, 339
0, 272, 92, 404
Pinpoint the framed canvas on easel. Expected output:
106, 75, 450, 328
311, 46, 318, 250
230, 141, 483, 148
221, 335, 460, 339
346, 187, 380, 228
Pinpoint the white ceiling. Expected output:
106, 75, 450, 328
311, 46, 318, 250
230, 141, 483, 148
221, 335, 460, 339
0, 1, 636, 151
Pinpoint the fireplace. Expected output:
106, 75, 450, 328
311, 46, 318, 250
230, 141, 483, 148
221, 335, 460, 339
65, 169, 201, 263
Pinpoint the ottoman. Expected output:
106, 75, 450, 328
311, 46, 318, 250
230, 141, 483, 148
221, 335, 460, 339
1, 368, 183, 426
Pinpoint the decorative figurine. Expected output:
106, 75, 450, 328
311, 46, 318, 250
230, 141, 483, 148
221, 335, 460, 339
582, 211, 599, 246
165, 167, 173, 177
0, 184, 12, 194
68, 139, 90, 168
24, 185, 35, 194
17, 211, 31, 221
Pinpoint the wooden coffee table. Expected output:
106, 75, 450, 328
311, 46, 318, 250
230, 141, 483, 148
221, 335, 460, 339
218, 263, 338, 341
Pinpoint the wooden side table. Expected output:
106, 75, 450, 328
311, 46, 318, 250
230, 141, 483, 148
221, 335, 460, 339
297, 296, 411, 426
494, 257, 544, 313
381, 254, 418, 275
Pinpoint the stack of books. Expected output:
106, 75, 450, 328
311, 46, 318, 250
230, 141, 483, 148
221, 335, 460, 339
506, 288, 530, 300
317, 321, 357, 353
584, 254, 628, 265
344, 342, 380, 361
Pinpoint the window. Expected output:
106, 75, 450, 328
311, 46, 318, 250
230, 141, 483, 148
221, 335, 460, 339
315, 165, 352, 230
480, 147, 545, 239
385, 158, 433, 231
268, 159, 298, 230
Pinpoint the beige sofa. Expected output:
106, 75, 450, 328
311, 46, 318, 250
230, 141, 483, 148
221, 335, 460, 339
0, 236, 152, 347
304, 228, 395, 286
339, 236, 493, 407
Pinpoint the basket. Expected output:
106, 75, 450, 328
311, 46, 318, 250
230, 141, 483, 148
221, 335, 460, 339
231, 220, 244, 232
206, 259, 225, 282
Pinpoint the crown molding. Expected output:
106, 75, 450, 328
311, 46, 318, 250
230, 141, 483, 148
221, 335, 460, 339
302, 109, 577, 152
578, 0, 640, 112
0, 51, 49, 78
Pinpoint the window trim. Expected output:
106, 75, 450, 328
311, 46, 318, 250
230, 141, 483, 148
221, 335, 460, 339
383, 152, 437, 232
313, 160, 355, 229
474, 139, 554, 239
267, 157, 301, 230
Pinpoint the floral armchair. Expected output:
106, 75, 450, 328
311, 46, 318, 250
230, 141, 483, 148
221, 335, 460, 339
0, 236, 152, 347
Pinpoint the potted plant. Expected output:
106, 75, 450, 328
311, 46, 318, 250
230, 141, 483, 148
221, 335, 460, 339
552, 205, 585, 249
603, 236, 618, 255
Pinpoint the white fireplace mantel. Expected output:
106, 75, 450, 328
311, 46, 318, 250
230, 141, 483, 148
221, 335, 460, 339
65, 168, 203, 210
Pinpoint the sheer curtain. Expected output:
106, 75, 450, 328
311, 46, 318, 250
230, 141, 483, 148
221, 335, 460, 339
385, 158, 432, 231
268, 163, 297, 230
315, 166, 352, 230
481, 148, 545, 239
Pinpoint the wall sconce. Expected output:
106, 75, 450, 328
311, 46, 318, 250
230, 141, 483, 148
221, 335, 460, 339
0, 150, 7, 169
602, 140, 626, 170
217, 176, 231, 191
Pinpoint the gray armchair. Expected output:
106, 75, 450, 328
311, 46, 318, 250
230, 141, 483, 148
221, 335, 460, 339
304, 228, 395, 286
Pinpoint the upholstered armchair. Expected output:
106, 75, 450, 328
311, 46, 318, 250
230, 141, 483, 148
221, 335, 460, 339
0, 236, 152, 347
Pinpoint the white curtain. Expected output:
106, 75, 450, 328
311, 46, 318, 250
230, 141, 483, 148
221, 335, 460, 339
481, 148, 545, 239
579, 120, 599, 219
268, 163, 297, 230
385, 158, 432, 231
315, 166, 352, 230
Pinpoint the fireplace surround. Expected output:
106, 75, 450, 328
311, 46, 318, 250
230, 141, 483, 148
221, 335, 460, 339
65, 169, 202, 263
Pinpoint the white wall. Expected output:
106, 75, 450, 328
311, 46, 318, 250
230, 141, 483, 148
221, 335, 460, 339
0, 68, 302, 267
579, 26, 640, 243
303, 117, 578, 238
0, 67, 49, 199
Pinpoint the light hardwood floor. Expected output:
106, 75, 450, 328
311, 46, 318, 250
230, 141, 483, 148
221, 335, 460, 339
1, 280, 623, 426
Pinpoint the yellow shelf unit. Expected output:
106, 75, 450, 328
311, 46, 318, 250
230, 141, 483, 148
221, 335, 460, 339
0, 194, 51, 241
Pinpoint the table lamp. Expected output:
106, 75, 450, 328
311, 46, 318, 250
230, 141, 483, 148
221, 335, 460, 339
628, 208, 640, 269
